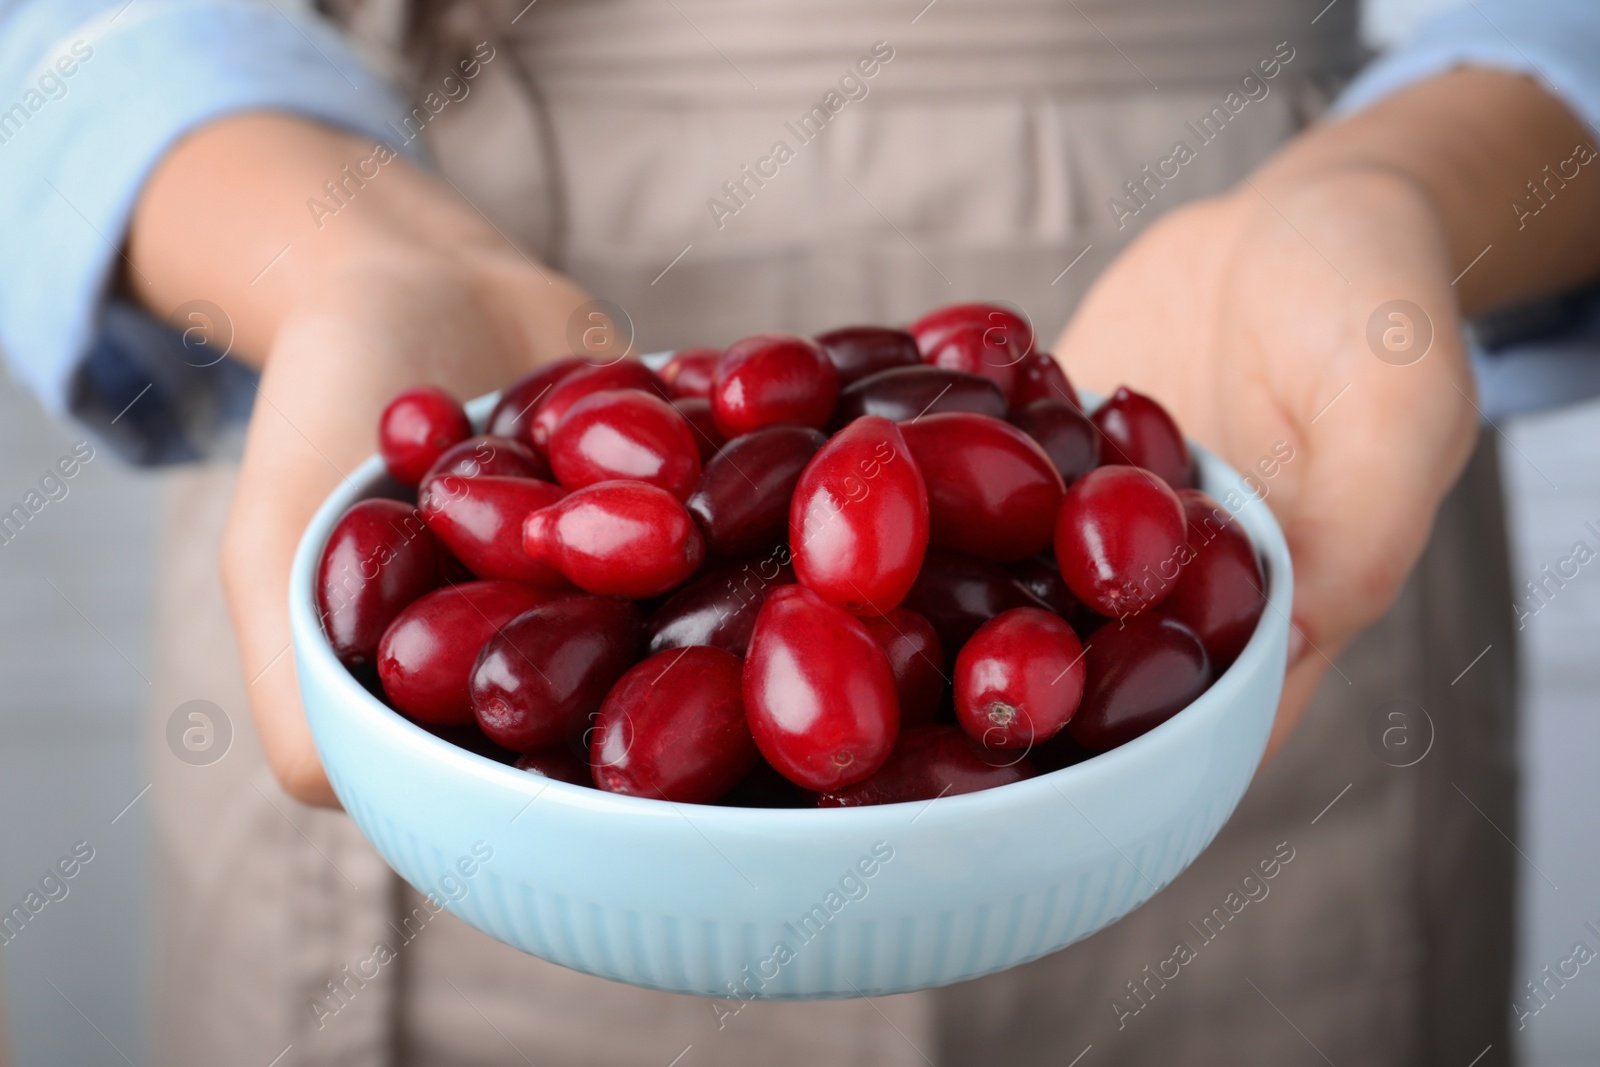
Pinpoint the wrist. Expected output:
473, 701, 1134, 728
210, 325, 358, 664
1246, 68, 1600, 315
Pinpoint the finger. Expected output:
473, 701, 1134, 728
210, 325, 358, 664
1260, 634, 1345, 763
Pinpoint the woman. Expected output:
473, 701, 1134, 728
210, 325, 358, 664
3, 0, 1598, 1063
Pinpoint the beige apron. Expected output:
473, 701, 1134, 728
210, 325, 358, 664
148, 2, 1517, 1064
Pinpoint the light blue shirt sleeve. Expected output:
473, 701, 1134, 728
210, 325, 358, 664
0, 1, 413, 461
1337, 0, 1600, 136
1334, 0, 1600, 419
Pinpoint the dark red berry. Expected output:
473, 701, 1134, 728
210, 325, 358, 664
470, 595, 641, 753
790, 415, 928, 616
1054, 465, 1186, 618
1069, 614, 1210, 751
1005, 555, 1106, 636
816, 725, 1035, 807
660, 347, 722, 399
1091, 386, 1196, 489
317, 499, 443, 668
814, 326, 922, 385
379, 386, 472, 486
487, 358, 588, 447
831, 366, 1007, 429
901, 548, 1048, 652
522, 480, 705, 598
954, 607, 1085, 748
687, 425, 826, 557
1010, 400, 1100, 485
591, 646, 759, 804
644, 556, 794, 657
1028, 729, 1097, 773
514, 748, 594, 787
1160, 490, 1265, 669
860, 608, 946, 727
719, 758, 818, 808
1009, 352, 1080, 411
899, 412, 1064, 562
711, 333, 839, 437
743, 585, 899, 791
376, 581, 557, 725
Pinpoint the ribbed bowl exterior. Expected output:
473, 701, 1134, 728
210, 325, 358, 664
291, 390, 1291, 1000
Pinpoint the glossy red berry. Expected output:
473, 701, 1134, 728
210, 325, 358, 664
1161, 490, 1266, 669
470, 595, 641, 753
522, 480, 705, 598
1069, 614, 1210, 751
1091, 386, 1196, 489
379, 386, 472, 486
548, 389, 702, 499
671, 397, 726, 462
660, 347, 722, 399
317, 499, 443, 668
487, 357, 589, 447
789, 416, 928, 616
1010, 400, 1099, 485
899, 412, 1064, 562
687, 425, 826, 557
742, 584, 900, 791
644, 556, 794, 657
711, 333, 840, 437
1054, 466, 1186, 618
591, 646, 759, 804
814, 326, 921, 385
816, 725, 1035, 807
419, 474, 569, 587
530, 361, 667, 453
917, 322, 1020, 401
422, 434, 550, 485
1010, 352, 1080, 411
901, 548, 1048, 652
955, 607, 1085, 748
909, 303, 1034, 368
860, 608, 946, 727
376, 581, 557, 725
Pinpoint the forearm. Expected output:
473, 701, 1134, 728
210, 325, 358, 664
124, 112, 535, 368
1254, 68, 1600, 317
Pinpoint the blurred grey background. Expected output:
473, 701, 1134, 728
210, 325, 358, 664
1, 0, 1597, 1064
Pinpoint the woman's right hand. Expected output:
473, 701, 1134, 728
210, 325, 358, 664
128, 114, 591, 805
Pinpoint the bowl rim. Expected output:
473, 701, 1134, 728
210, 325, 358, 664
289, 374, 1294, 828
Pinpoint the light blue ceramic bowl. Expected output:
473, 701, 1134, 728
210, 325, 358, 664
290, 388, 1292, 1000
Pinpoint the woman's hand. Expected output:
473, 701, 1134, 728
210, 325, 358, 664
222, 250, 586, 804
129, 115, 590, 805
1055, 170, 1476, 753
1055, 67, 1600, 755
